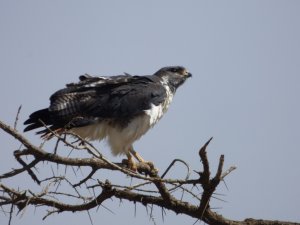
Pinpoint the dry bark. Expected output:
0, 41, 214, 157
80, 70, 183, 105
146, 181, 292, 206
0, 119, 298, 225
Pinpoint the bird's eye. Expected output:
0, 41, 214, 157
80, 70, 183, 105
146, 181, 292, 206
170, 68, 178, 73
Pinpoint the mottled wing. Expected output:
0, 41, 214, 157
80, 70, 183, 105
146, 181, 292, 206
24, 74, 166, 134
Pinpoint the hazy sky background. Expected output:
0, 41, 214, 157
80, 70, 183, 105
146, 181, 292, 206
0, 1, 299, 225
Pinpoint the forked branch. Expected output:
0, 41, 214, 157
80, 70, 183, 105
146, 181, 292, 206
0, 119, 299, 225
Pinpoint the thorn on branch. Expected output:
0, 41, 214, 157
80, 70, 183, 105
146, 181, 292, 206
199, 137, 213, 156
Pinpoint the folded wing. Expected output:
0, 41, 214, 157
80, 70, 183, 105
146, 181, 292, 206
24, 74, 166, 136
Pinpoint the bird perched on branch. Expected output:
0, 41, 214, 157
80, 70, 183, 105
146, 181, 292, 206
24, 66, 192, 170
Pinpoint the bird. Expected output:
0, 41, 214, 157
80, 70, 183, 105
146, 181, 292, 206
24, 66, 192, 171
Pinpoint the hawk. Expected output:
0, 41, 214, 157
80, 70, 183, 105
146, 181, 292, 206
24, 66, 192, 170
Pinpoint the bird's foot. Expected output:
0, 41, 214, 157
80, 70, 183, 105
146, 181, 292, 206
127, 158, 138, 172
121, 159, 158, 176
141, 161, 156, 170
141, 161, 159, 176
122, 158, 138, 172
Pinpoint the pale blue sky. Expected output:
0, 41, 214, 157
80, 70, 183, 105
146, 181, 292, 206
0, 1, 299, 224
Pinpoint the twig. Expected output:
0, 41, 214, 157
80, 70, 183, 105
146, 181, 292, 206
161, 159, 191, 180
73, 168, 97, 187
15, 155, 40, 185
221, 166, 237, 180
197, 138, 223, 219
42, 209, 61, 220
14, 105, 22, 130
8, 203, 13, 225
0, 159, 39, 179
198, 137, 213, 184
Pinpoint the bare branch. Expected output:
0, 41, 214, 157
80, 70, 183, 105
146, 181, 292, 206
1, 119, 299, 225
0, 159, 39, 179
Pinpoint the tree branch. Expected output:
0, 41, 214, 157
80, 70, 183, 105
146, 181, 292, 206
0, 119, 299, 225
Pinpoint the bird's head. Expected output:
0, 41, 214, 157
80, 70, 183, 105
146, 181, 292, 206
154, 66, 192, 91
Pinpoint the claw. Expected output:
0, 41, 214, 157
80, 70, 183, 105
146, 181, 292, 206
126, 152, 137, 172
125, 147, 158, 175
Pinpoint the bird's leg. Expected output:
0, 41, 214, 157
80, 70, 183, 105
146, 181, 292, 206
126, 152, 137, 171
129, 147, 145, 162
129, 147, 157, 173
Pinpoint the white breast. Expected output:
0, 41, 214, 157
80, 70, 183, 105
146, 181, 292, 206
145, 82, 174, 124
70, 83, 174, 156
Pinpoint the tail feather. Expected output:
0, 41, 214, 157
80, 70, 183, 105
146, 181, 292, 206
23, 108, 52, 132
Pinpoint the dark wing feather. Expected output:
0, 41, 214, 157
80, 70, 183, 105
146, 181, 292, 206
24, 74, 166, 134
88, 76, 166, 119
23, 108, 51, 131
